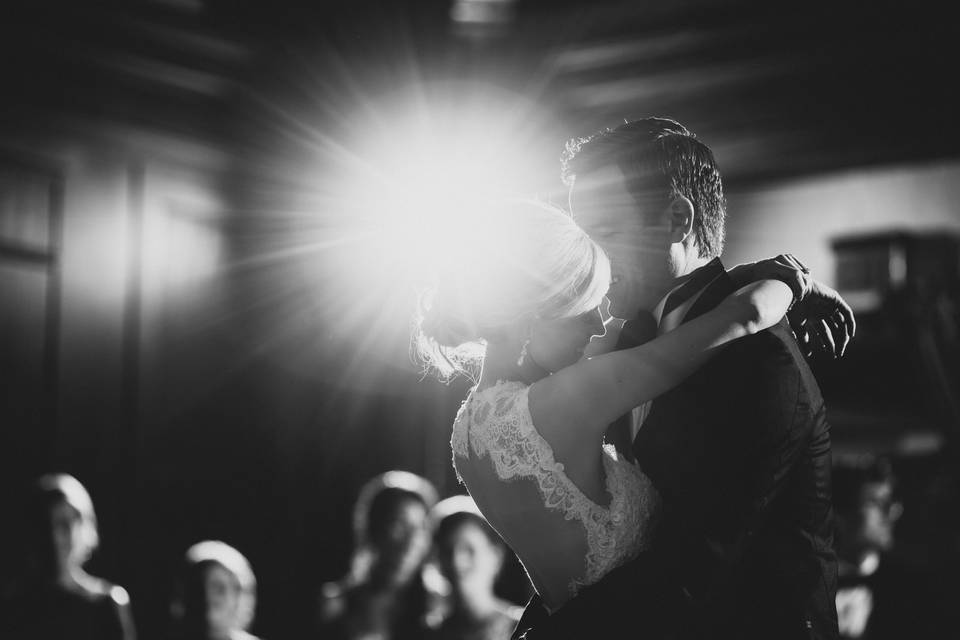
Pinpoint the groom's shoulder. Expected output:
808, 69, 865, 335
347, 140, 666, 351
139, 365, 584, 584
682, 323, 823, 450
712, 318, 800, 374
706, 318, 822, 400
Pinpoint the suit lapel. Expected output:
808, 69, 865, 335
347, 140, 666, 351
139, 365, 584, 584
659, 259, 725, 320
680, 263, 736, 325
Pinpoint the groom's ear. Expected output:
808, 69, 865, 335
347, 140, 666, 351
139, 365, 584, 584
667, 196, 695, 244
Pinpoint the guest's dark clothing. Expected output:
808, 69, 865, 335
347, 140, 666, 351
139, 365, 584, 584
317, 579, 431, 640
425, 602, 522, 640
0, 579, 136, 640
837, 556, 958, 640
515, 260, 839, 640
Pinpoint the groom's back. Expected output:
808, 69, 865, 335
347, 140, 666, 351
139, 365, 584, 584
634, 314, 839, 639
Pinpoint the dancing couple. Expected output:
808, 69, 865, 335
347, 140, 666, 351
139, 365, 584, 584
417, 118, 850, 639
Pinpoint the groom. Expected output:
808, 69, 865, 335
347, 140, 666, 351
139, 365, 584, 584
514, 118, 839, 639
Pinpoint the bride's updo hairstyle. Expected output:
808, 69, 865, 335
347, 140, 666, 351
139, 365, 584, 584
415, 199, 610, 380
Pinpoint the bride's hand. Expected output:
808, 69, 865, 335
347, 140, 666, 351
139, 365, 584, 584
730, 253, 813, 303
730, 253, 856, 358
789, 279, 856, 359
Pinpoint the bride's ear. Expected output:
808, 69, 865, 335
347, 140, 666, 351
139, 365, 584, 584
667, 196, 695, 244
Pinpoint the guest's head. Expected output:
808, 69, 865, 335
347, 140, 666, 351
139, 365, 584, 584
26, 473, 99, 578
431, 495, 505, 599
564, 117, 725, 318
352, 471, 438, 588
172, 540, 257, 640
833, 456, 903, 572
416, 199, 609, 380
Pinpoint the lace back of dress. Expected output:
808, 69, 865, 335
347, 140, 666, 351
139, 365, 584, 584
451, 381, 657, 599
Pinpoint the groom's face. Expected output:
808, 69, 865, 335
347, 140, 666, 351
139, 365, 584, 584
570, 165, 673, 319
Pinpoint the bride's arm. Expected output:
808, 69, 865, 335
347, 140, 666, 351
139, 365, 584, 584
529, 279, 793, 436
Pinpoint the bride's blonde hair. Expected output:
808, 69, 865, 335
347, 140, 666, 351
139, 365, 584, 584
415, 199, 610, 381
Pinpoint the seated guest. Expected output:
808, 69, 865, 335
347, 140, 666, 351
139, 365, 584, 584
426, 495, 522, 640
0, 473, 136, 640
170, 540, 260, 640
318, 470, 438, 640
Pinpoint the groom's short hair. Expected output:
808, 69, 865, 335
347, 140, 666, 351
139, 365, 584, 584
563, 117, 726, 259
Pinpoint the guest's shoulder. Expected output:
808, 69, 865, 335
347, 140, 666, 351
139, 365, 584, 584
501, 600, 524, 623
107, 584, 131, 610
96, 583, 131, 608
75, 575, 131, 607
318, 578, 353, 621
428, 602, 523, 640
490, 602, 524, 638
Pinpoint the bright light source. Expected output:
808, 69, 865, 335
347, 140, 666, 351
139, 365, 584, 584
331, 83, 559, 288
252, 82, 564, 375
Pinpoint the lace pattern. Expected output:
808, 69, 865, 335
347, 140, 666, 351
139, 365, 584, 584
451, 380, 658, 598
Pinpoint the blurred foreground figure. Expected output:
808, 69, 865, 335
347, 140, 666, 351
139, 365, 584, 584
318, 470, 437, 640
426, 496, 521, 640
0, 473, 136, 640
832, 457, 933, 639
834, 456, 960, 638
170, 540, 260, 640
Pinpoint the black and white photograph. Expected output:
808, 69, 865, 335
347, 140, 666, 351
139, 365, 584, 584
1, 1, 958, 639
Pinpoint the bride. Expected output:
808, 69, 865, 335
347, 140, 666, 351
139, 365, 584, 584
416, 199, 850, 617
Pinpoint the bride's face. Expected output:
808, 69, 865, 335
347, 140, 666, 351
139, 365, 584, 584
528, 307, 605, 372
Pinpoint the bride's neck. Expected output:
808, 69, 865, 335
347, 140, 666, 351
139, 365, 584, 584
480, 339, 550, 388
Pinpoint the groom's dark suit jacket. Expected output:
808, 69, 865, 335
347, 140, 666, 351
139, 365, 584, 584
514, 260, 839, 640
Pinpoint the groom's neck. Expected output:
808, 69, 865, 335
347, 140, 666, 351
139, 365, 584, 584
677, 253, 712, 280
637, 255, 713, 312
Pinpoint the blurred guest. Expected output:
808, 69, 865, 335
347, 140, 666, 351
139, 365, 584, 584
426, 495, 521, 640
170, 540, 260, 640
0, 473, 136, 640
318, 470, 437, 640
833, 456, 924, 639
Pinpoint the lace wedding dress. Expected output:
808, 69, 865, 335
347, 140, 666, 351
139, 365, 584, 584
451, 380, 660, 612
